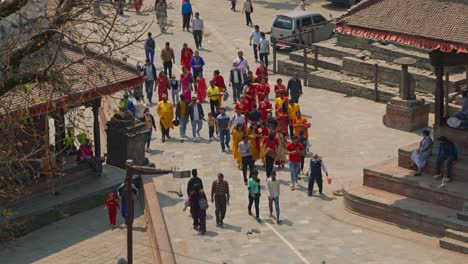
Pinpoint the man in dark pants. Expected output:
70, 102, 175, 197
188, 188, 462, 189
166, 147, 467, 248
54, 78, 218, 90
247, 170, 261, 222
434, 136, 458, 182
287, 74, 303, 104
308, 153, 329, 196
187, 169, 203, 197
192, 12, 204, 49
239, 135, 253, 184
263, 132, 278, 178
211, 173, 230, 227
181, 0, 193, 31
160, 42, 175, 78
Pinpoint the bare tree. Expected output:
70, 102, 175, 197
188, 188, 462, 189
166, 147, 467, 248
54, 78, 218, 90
0, 0, 153, 241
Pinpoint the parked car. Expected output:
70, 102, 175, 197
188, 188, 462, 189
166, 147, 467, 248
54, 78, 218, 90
270, 11, 335, 48
329, 0, 360, 7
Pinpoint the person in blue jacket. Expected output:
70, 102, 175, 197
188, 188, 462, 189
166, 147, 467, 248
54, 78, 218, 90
434, 136, 458, 182
181, 0, 193, 31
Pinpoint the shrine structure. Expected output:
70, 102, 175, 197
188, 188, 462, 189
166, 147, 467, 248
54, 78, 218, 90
334, 0, 468, 255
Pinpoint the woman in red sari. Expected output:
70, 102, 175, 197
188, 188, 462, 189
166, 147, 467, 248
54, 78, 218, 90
259, 96, 272, 122
212, 70, 226, 106
180, 43, 193, 72
196, 72, 207, 102
256, 79, 270, 103
255, 61, 268, 84
134, 0, 143, 14
234, 95, 248, 115
276, 102, 289, 137
155, 71, 169, 101
243, 84, 256, 112
274, 78, 288, 98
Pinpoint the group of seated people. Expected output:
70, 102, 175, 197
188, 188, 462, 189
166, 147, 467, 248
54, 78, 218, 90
411, 131, 458, 182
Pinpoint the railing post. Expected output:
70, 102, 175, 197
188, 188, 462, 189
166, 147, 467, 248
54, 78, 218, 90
272, 39, 277, 74
314, 47, 318, 71
444, 72, 450, 116
303, 47, 308, 87
373, 63, 379, 102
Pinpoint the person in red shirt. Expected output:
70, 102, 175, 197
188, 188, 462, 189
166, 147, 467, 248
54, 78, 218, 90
104, 192, 120, 229
256, 79, 270, 103
243, 84, 256, 111
263, 132, 279, 177
255, 61, 268, 84
180, 43, 193, 72
286, 136, 304, 190
155, 71, 169, 102
213, 70, 226, 105
259, 97, 272, 122
274, 78, 288, 98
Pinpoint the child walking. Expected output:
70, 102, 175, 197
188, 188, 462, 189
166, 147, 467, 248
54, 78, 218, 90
104, 192, 120, 229
207, 112, 216, 140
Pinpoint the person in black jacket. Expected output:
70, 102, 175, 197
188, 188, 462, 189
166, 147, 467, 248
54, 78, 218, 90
188, 96, 205, 140
187, 169, 203, 197
287, 74, 303, 104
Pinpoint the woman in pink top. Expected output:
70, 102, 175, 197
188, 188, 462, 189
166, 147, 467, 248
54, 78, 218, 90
180, 67, 193, 100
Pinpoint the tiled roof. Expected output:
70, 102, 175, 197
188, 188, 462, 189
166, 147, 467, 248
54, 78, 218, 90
0, 43, 142, 117
336, 0, 468, 47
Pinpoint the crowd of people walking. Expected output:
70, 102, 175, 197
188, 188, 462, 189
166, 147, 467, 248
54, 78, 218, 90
111, 0, 334, 235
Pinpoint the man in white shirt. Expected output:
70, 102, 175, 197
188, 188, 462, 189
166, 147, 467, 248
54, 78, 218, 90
192, 12, 204, 49
249, 25, 261, 62
233, 51, 249, 80
231, 107, 246, 129
257, 32, 270, 69
133, 96, 146, 118
238, 135, 253, 184
267, 171, 281, 223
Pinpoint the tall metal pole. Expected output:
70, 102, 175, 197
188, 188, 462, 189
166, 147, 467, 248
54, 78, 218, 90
303, 48, 307, 87
272, 39, 277, 74
125, 160, 134, 264
124, 161, 172, 264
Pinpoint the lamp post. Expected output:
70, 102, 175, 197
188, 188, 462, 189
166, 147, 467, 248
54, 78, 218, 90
125, 160, 172, 264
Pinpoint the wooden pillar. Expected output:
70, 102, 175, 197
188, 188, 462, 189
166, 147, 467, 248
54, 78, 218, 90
92, 98, 102, 158
444, 72, 450, 117
303, 48, 307, 87
53, 109, 66, 155
434, 64, 444, 126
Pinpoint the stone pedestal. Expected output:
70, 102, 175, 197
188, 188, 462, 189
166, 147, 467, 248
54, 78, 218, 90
106, 110, 150, 169
383, 97, 430, 132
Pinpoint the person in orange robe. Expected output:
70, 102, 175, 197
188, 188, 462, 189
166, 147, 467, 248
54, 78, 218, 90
155, 71, 169, 102
104, 192, 120, 229
180, 43, 193, 72
196, 72, 207, 102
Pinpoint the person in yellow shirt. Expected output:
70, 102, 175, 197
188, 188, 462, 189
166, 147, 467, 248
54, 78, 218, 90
287, 100, 300, 137
156, 94, 174, 142
292, 111, 310, 138
207, 80, 222, 115
274, 90, 289, 109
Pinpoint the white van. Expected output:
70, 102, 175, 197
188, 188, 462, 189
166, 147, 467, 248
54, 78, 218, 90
270, 11, 335, 47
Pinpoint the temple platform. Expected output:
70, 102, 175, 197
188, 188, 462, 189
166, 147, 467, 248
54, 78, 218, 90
344, 144, 468, 255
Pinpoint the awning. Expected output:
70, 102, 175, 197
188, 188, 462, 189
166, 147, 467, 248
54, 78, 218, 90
335, 25, 468, 54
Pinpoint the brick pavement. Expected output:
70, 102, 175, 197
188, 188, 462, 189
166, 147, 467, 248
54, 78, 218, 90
0, 202, 153, 264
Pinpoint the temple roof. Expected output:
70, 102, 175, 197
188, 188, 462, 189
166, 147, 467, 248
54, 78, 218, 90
335, 0, 468, 53
0, 43, 143, 117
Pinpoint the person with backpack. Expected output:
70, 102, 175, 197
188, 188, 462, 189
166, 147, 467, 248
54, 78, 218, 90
307, 153, 329, 196
185, 183, 208, 235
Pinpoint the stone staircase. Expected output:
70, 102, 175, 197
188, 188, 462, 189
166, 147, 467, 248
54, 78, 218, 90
344, 144, 468, 255
278, 33, 466, 113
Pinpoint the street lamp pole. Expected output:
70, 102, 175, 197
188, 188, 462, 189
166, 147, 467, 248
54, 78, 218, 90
125, 160, 172, 264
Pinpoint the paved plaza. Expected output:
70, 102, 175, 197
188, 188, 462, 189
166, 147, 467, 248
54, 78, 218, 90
1, 0, 467, 264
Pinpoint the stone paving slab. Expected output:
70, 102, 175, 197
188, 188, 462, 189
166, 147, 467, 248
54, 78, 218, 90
0, 202, 153, 264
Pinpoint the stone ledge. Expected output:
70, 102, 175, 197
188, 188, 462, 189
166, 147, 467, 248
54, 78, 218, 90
142, 175, 176, 264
